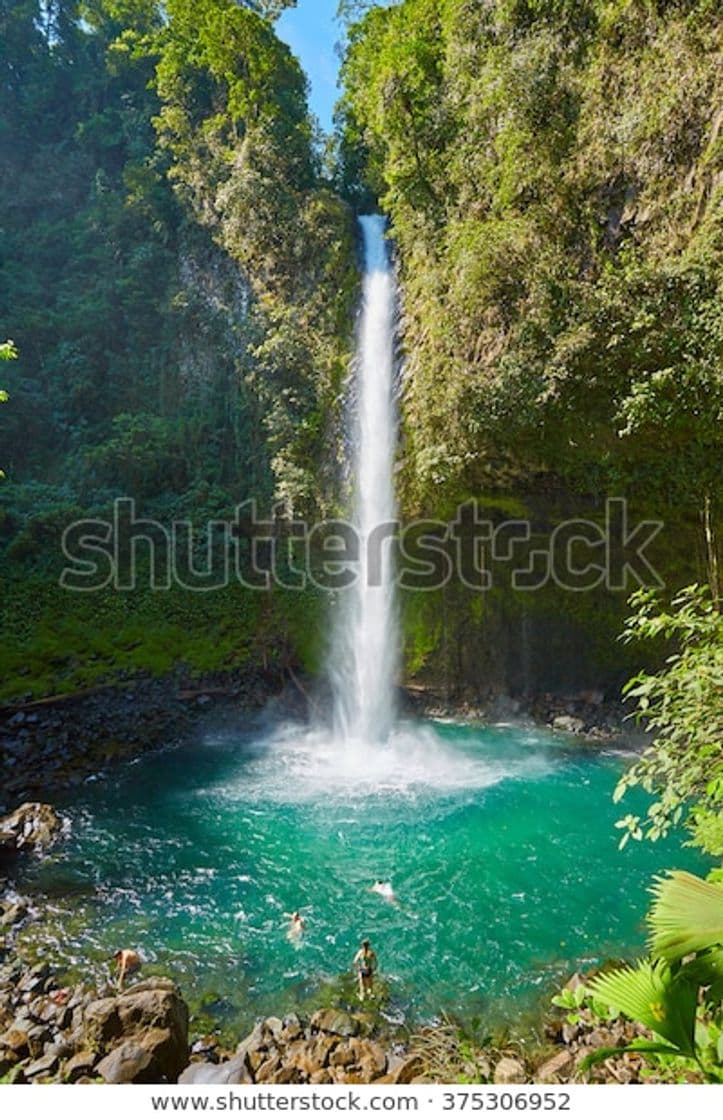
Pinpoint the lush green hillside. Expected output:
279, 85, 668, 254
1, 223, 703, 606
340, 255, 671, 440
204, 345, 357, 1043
340, 0, 722, 690
0, 0, 355, 697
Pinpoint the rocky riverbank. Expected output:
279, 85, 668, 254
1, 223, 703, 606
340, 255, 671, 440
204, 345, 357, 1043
403, 684, 636, 744
0, 911, 675, 1086
0, 668, 294, 815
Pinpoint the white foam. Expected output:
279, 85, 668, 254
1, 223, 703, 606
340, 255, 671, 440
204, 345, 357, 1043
211, 721, 553, 805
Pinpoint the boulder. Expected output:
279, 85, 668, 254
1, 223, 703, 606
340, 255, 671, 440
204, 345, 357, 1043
389, 1055, 423, 1084
493, 1057, 527, 1085
356, 1039, 387, 1081
254, 1054, 283, 1083
0, 1027, 29, 1058
63, 1050, 98, 1083
0, 902, 28, 929
96, 1042, 155, 1084
85, 977, 188, 1083
552, 716, 585, 736
24, 1051, 60, 1081
535, 1050, 574, 1083
310, 1009, 359, 1038
0, 803, 63, 853
178, 1053, 252, 1085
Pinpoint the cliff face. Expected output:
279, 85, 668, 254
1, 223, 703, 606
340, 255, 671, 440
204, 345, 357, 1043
340, 0, 723, 694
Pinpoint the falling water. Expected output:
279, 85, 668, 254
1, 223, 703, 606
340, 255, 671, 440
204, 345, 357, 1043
331, 215, 399, 744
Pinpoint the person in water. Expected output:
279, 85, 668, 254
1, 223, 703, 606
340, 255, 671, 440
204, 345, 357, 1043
113, 948, 141, 991
287, 911, 306, 938
371, 879, 396, 904
353, 938, 378, 1001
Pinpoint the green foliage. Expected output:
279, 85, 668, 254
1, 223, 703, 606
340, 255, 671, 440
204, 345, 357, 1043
615, 585, 723, 855
339, 0, 723, 543
577, 868, 723, 1081
648, 870, 723, 964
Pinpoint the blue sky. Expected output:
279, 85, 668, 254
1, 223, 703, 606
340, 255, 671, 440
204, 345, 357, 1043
277, 0, 342, 132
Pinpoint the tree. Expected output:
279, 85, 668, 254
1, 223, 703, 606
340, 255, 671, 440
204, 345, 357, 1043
615, 585, 723, 857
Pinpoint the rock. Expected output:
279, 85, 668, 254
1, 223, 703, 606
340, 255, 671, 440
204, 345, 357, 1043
25, 1051, 60, 1081
0, 1027, 29, 1058
84, 997, 122, 1045
536, 1050, 574, 1083
562, 1022, 581, 1045
254, 1054, 283, 1082
264, 1016, 283, 1040
493, 1057, 527, 1084
0, 803, 63, 852
27, 1025, 52, 1056
272, 1063, 302, 1084
552, 716, 585, 735
310, 1009, 359, 1038
389, 1055, 423, 1084
355, 1039, 387, 1081
84, 976, 188, 1083
64, 1050, 98, 1083
178, 1053, 252, 1085
96, 1042, 155, 1084
0, 903, 28, 928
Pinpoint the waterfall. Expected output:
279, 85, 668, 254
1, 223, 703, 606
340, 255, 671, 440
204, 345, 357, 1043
331, 215, 399, 745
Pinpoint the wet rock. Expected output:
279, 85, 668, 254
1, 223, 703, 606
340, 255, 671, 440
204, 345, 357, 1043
536, 1050, 574, 1083
552, 715, 585, 735
493, 1057, 527, 1084
0, 803, 63, 853
310, 1008, 359, 1038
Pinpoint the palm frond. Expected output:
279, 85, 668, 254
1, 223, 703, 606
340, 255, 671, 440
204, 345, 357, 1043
587, 960, 697, 1055
648, 871, 723, 959
578, 1040, 681, 1073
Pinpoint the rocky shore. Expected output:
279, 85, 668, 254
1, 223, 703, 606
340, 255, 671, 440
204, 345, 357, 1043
404, 684, 636, 744
0, 668, 291, 815
0, 854, 674, 1086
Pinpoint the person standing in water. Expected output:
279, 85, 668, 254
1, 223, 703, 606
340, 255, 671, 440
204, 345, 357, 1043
353, 938, 378, 1001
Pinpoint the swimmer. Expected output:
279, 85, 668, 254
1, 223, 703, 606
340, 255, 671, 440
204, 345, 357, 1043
370, 880, 396, 904
286, 910, 306, 938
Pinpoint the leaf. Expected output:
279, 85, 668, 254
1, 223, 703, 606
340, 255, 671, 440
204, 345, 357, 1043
578, 1041, 681, 1073
648, 871, 723, 959
587, 960, 697, 1056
